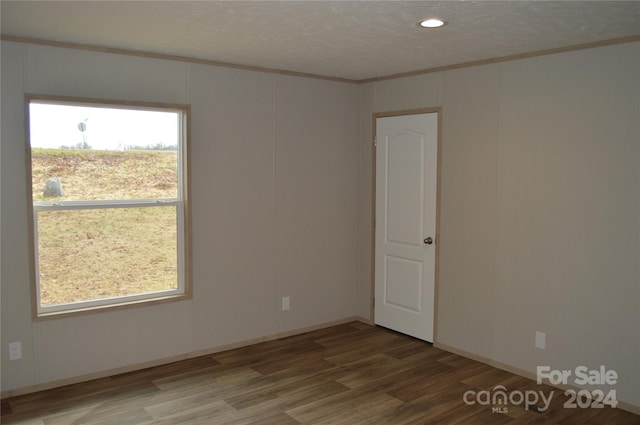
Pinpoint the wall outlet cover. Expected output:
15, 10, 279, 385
282, 296, 290, 311
9, 341, 22, 360
535, 331, 546, 350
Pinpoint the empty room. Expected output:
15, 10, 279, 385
1, 1, 639, 424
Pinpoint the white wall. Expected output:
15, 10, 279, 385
3, 38, 639, 412
0, 41, 359, 392
358, 42, 640, 408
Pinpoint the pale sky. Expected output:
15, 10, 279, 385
29, 103, 179, 150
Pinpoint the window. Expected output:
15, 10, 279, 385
27, 96, 190, 317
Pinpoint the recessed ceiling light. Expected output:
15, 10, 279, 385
418, 18, 447, 28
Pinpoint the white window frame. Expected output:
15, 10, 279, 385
27, 96, 191, 319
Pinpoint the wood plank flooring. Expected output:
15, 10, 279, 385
2, 322, 639, 424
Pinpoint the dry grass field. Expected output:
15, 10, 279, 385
31, 148, 179, 306
31, 148, 177, 201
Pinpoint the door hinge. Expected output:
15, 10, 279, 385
373, 137, 377, 147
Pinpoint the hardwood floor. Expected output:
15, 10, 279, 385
2, 322, 639, 424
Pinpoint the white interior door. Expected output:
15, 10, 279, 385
375, 112, 438, 342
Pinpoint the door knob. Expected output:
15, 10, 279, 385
424, 237, 433, 245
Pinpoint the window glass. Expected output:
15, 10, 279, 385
28, 99, 189, 316
30, 103, 179, 201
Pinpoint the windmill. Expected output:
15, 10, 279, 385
77, 118, 89, 149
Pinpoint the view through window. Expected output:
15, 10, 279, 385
28, 98, 190, 316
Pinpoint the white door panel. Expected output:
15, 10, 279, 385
385, 255, 423, 313
386, 131, 424, 247
375, 112, 437, 342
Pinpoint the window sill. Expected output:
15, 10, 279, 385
33, 293, 192, 321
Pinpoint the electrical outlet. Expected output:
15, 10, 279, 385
9, 342, 22, 360
282, 296, 290, 311
535, 331, 546, 350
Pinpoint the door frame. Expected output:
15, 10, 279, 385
371, 107, 443, 343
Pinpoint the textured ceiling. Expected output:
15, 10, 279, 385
1, 1, 639, 81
